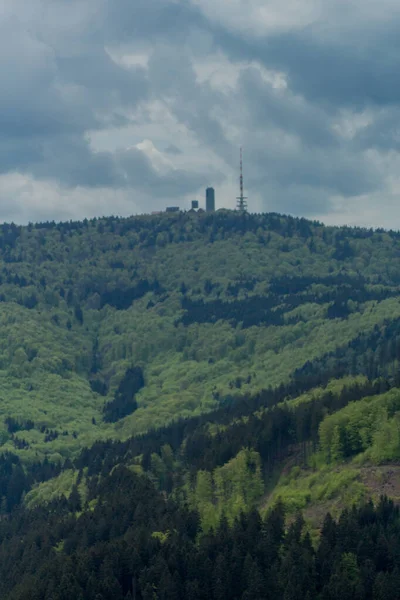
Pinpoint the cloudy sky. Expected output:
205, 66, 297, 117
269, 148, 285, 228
1, 0, 400, 227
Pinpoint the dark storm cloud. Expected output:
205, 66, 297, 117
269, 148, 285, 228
277, 24, 400, 109
213, 15, 400, 110
0, 12, 144, 181
200, 7, 400, 215
0, 0, 214, 204
233, 65, 382, 214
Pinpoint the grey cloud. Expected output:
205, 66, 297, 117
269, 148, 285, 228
39, 139, 122, 188
0, 0, 215, 209
262, 146, 380, 218
0, 133, 216, 198
258, 183, 336, 216
55, 51, 149, 114
147, 45, 233, 159
136, 8, 386, 214
0, 21, 96, 138
214, 17, 400, 110
0, 135, 121, 188
353, 108, 400, 151
249, 144, 380, 198
164, 144, 182, 155
0, 138, 45, 174
230, 66, 383, 214
1, 0, 399, 225
0, 3, 150, 195
238, 67, 338, 148
116, 146, 225, 198
104, 0, 207, 45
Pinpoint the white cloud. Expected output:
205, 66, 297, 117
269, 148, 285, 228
135, 139, 176, 174
0, 173, 140, 223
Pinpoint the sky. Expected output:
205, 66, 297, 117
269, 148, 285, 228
2, 0, 400, 228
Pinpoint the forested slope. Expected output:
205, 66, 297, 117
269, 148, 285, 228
0, 211, 399, 460
0, 211, 400, 597
3, 467, 400, 600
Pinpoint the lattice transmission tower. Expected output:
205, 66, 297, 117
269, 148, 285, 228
236, 147, 248, 212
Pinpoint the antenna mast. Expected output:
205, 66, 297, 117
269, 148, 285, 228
236, 147, 248, 212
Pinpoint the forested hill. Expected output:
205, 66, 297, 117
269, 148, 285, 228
0, 210, 399, 459
1, 211, 400, 597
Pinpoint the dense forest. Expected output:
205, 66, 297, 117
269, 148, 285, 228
2, 467, 400, 600
0, 210, 399, 596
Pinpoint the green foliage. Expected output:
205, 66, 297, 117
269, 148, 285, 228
192, 449, 264, 531
151, 530, 170, 544
3, 212, 400, 596
3, 463, 400, 600
25, 469, 87, 509
265, 387, 400, 523
266, 466, 367, 517
371, 414, 400, 462
319, 389, 400, 463
1, 209, 400, 516
0, 212, 399, 460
